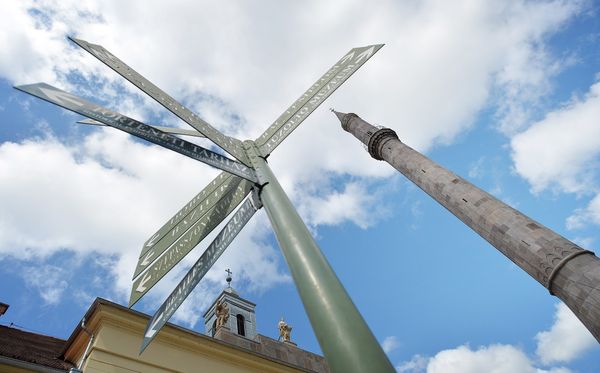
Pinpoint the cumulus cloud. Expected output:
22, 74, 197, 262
2, 0, 583, 200
511, 76, 600, 233
535, 302, 597, 365
511, 80, 600, 194
298, 181, 385, 229
567, 192, 600, 230
22, 264, 69, 305
398, 344, 573, 373
468, 157, 486, 179
2, 0, 583, 149
0, 0, 588, 329
381, 335, 400, 354
0, 128, 289, 318
396, 354, 429, 373
395, 302, 597, 373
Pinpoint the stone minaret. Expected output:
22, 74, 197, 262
334, 110, 600, 342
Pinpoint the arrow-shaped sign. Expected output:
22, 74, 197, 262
144, 311, 164, 341
145, 233, 161, 249
78, 118, 206, 138
133, 175, 244, 278
136, 271, 152, 293
139, 172, 231, 258
129, 178, 253, 307
139, 190, 261, 354
340, 51, 355, 65
37, 85, 85, 108
14, 83, 257, 183
69, 37, 251, 166
140, 251, 155, 267
355, 46, 375, 63
255, 44, 384, 156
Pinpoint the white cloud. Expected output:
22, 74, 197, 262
535, 302, 597, 365
409, 200, 424, 230
0, 0, 589, 329
0, 1, 107, 88
0, 129, 288, 319
2, 0, 583, 150
492, 1, 581, 135
571, 236, 595, 251
22, 264, 69, 305
298, 181, 384, 229
398, 345, 573, 373
395, 302, 597, 373
381, 335, 400, 354
429, 344, 573, 373
2, 0, 582, 209
567, 193, 600, 229
511, 80, 600, 194
510, 77, 600, 232
396, 354, 429, 373
468, 157, 486, 179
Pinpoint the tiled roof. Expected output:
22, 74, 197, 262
0, 324, 74, 371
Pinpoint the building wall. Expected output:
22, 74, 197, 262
65, 301, 320, 373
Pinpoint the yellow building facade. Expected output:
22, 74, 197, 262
0, 298, 328, 373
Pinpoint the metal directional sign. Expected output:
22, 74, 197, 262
69, 37, 251, 166
14, 83, 257, 183
129, 178, 253, 306
139, 172, 230, 258
133, 175, 243, 278
140, 190, 262, 353
78, 118, 206, 138
256, 44, 383, 156
16, 38, 387, 369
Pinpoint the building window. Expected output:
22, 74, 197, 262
236, 314, 245, 336
211, 320, 216, 337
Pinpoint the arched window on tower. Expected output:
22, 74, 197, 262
236, 314, 246, 336
211, 320, 217, 337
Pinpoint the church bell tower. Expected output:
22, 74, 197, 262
203, 269, 257, 341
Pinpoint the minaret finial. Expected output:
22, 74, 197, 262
331, 109, 354, 131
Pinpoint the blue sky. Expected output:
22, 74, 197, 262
1, 1, 600, 372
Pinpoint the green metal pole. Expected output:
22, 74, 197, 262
243, 141, 395, 373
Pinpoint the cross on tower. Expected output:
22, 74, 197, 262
15, 38, 393, 372
225, 269, 232, 288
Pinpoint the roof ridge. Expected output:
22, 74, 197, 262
0, 324, 67, 341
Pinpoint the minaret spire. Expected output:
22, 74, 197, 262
330, 108, 347, 124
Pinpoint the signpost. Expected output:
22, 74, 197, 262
140, 190, 262, 352
139, 172, 230, 256
14, 83, 257, 183
132, 175, 244, 278
256, 44, 383, 156
129, 179, 253, 306
77, 118, 208, 138
70, 37, 251, 166
16, 38, 393, 373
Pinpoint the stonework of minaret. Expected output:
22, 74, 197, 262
334, 110, 600, 342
